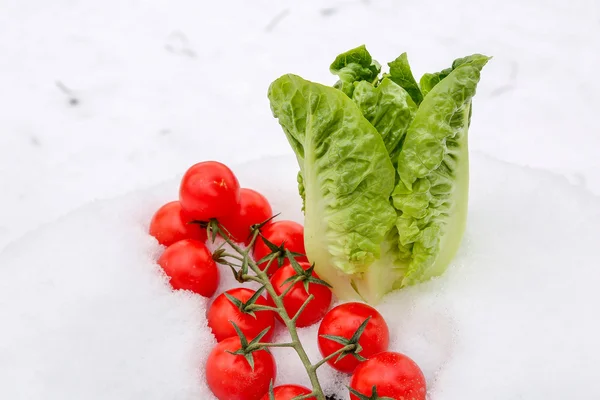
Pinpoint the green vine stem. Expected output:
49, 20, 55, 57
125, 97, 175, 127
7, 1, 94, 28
211, 221, 330, 400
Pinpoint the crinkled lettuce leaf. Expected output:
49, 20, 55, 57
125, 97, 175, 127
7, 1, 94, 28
329, 46, 420, 164
419, 68, 452, 98
393, 54, 490, 287
352, 78, 417, 163
419, 54, 488, 97
387, 53, 423, 105
330, 45, 381, 97
268, 74, 397, 300
354, 55, 490, 302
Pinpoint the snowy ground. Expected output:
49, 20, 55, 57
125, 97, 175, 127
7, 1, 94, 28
1, 0, 600, 399
0, 0, 599, 250
2, 154, 600, 399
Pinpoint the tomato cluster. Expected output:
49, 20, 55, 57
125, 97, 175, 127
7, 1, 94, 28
148, 160, 427, 400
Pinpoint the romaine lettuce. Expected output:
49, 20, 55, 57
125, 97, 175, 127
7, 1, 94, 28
268, 47, 489, 303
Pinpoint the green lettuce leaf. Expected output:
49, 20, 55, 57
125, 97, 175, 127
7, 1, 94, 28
352, 78, 418, 163
352, 55, 490, 301
330, 45, 381, 97
387, 53, 423, 105
393, 54, 490, 286
268, 74, 397, 300
419, 68, 451, 98
328, 47, 419, 164
419, 54, 488, 97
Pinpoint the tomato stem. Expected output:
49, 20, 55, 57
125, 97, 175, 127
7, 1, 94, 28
294, 393, 319, 400
220, 252, 244, 261
279, 274, 304, 298
245, 304, 279, 313
311, 343, 355, 370
214, 223, 328, 400
240, 274, 264, 284
291, 294, 314, 323
250, 341, 295, 349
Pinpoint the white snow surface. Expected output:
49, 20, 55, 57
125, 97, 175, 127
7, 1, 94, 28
1, 154, 600, 399
1, 0, 600, 399
0, 0, 599, 250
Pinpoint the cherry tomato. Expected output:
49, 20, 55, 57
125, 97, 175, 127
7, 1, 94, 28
219, 188, 273, 245
318, 302, 389, 374
267, 261, 332, 328
259, 384, 314, 400
253, 221, 307, 276
157, 239, 219, 297
349, 352, 426, 400
149, 201, 207, 246
207, 287, 276, 342
206, 336, 276, 400
179, 161, 241, 221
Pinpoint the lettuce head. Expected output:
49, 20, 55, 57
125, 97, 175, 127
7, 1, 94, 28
268, 46, 490, 304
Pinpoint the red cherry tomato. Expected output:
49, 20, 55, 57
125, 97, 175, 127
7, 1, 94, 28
259, 384, 314, 400
207, 287, 276, 342
253, 221, 307, 276
179, 161, 241, 221
149, 201, 207, 246
157, 239, 219, 297
206, 336, 276, 400
267, 261, 332, 328
318, 302, 389, 374
219, 188, 273, 245
349, 352, 426, 400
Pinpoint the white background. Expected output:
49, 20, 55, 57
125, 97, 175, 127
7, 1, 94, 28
1, 0, 599, 251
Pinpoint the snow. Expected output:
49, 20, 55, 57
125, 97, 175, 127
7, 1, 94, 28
2, 154, 600, 399
0, 186, 212, 399
0, 0, 599, 251
1, 0, 600, 398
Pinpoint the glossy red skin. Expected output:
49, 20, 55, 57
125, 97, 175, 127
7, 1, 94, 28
318, 302, 390, 374
267, 261, 332, 328
206, 336, 276, 400
157, 239, 219, 297
252, 221, 308, 276
207, 287, 276, 342
149, 201, 207, 246
219, 188, 273, 245
259, 384, 314, 400
179, 161, 241, 221
349, 352, 426, 400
